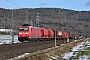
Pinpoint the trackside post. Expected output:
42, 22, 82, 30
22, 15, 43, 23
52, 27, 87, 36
10, 32, 14, 44
55, 30, 56, 47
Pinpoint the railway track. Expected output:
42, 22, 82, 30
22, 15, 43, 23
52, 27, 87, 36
0, 39, 71, 59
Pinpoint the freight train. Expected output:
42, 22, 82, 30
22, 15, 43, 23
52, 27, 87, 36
18, 24, 78, 42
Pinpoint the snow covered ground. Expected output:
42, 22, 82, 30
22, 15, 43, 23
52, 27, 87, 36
9, 53, 30, 60
62, 40, 90, 60
0, 35, 20, 44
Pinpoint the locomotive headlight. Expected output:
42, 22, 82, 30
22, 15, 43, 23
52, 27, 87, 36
25, 32, 28, 34
19, 32, 22, 34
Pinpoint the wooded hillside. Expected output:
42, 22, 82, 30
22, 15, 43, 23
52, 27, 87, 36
0, 8, 90, 37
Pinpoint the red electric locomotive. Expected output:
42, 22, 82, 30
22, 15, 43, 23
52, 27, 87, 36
18, 24, 42, 42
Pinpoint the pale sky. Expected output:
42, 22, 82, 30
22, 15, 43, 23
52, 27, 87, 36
0, 0, 90, 11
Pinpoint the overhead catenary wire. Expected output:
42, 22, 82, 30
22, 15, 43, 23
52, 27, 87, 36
18, 0, 31, 7
5, 0, 22, 8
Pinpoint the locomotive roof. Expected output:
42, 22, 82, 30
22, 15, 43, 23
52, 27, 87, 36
22, 24, 30, 26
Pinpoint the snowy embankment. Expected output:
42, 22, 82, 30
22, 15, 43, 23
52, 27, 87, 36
0, 35, 20, 45
8, 53, 31, 60
62, 40, 90, 60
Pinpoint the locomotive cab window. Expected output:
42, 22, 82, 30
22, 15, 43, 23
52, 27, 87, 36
19, 27, 29, 31
24, 28, 28, 30
19, 28, 24, 30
